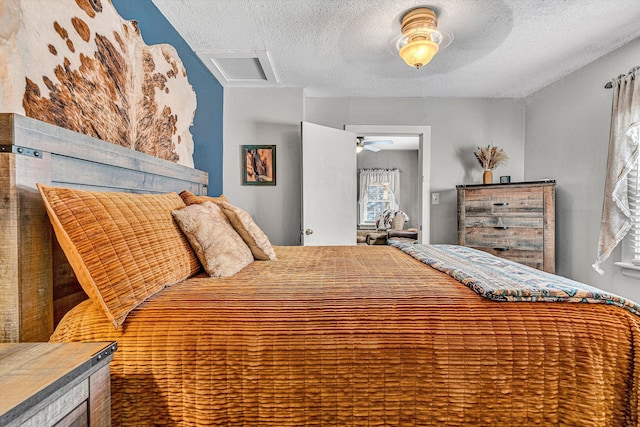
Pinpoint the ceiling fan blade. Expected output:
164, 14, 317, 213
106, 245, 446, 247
363, 139, 393, 145
364, 145, 381, 152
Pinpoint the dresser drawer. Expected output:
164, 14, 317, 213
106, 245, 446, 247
464, 227, 543, 251
464, 190, 544, 217
463, 216, 543, 228
473, 247, 544, 270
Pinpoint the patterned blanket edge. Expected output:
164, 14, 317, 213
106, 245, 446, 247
391, 242, 640, 317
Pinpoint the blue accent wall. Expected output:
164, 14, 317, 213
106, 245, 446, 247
112, 0, 223, 196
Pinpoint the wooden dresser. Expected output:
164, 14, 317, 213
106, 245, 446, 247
0, 341, 116, 427
457, 181, 556, 273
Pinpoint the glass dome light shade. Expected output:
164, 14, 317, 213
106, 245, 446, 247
399, 40, 439, 69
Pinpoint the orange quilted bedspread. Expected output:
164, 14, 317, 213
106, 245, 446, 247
51, 246, 640, 426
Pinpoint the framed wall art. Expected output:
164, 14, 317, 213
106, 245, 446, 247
242, 145, 276, 186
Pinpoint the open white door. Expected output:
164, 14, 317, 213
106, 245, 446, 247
301, 122, 357, 245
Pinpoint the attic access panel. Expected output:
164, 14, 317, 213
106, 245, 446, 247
198, 50, 277, 86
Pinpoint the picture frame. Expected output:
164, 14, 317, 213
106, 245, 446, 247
242, 145, 276, 186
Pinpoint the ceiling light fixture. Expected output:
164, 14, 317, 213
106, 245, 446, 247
397, 7, 445, 69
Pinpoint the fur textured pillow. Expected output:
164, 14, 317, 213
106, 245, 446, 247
179, 190, 276, 261
215, 201, 277, 261
179, 189, 228, 206
172, 202, 254, 277
37, 184, 201, 329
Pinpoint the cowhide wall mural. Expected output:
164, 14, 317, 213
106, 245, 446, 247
0, 0, 196, 167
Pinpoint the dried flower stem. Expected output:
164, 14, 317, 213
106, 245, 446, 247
474, 145, 508, 170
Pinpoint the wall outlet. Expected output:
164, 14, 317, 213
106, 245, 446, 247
431, 192, 440, 205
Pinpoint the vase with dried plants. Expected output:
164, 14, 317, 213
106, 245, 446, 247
474, 145, 508, 184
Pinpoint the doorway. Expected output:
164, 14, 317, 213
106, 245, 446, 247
345, 125, 431, 244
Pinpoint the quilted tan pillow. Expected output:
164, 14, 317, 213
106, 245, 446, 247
179, 189, 228, 206
37, 184, 201, 329
215, 201, 277, 261
172, 202, 254, 277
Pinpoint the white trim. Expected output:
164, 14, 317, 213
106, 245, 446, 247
615, 262, 640, 279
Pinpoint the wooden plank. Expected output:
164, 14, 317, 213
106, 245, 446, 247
0, 113, 207, 190
88, 364, 111, 426
0, 113, 13, 145
463, 216, 543, 228
457, 187, 465, 246
456, 181, 555, 191
473, 247, 545, 270
17, 382, 88, 427
0, 155, 19, 342
0, 151, 54, 343
51, 153, 204, 194
464, 190, 544, 216
53, 402, 87, 427
15, 152, 54, 343
465, 227, 544, 251
543, 185, 556, 273
465, 202, 544, 216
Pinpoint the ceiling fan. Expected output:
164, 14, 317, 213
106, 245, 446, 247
356, 137, 394, 153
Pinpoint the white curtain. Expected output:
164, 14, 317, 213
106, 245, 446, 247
359, 168, 400, 222
593, 68, 640, 274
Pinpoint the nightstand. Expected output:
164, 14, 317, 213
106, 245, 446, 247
0, 341, 117, 427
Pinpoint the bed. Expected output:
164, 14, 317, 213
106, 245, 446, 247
4, 114, 640, 426
46, 237, 640, 426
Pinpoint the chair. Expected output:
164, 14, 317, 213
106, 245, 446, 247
386, 228, 419, 243
366, 210, 417, 245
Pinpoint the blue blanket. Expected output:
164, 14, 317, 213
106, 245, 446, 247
390, 242, 640, 316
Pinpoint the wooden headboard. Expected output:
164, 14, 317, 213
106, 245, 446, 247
0, 113, 209, 342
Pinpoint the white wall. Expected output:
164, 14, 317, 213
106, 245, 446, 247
305, 97, 526, 243
223, 87, 304, 245
525, 37, 640, 302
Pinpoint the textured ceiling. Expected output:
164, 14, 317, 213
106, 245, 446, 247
151, 0, 640, 98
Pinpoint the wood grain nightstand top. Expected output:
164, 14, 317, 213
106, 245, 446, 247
0, 341, 117, 427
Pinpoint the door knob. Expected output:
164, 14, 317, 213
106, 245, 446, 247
305, 229, 314, 235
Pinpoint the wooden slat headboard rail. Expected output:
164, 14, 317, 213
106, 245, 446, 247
0, 113, 209, 342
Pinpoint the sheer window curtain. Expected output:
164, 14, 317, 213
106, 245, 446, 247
359, 168, 401, 223
593, 68, 640, 274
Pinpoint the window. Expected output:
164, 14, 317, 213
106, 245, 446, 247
618, 159, 640, 276
358, 169, 400, 226
612, 124, 640, 277
363, 183, 394, 224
